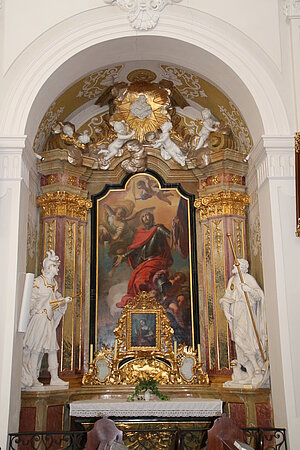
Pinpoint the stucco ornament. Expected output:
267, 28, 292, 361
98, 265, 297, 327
104, 0, 182, 30
153, 120, 186, 166
97, 121, 135, 169
219, 259, 269, 389
21, 251, 72, 389
195, 108, 220, 150
130, 94, 152, 119
121, 139, 147, 173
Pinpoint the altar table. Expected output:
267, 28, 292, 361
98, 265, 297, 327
69, 397, 223, 419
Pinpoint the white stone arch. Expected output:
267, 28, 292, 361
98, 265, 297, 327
0, 6, 291, 141
0, 5, 296, 449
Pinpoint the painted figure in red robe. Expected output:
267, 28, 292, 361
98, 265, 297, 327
115, 211, 173, 307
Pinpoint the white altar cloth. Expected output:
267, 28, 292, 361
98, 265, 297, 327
69, 398, 223, 418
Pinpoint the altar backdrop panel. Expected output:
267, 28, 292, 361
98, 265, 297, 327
91, 173, 199, 350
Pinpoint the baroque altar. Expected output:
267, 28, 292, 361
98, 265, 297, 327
21, 64, 272, 438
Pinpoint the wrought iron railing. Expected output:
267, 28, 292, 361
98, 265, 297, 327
7, 427, 288, 449
243, 428, 287, 450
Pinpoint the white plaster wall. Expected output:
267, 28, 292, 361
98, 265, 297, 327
0, 138, 33, 449
251, 137, 300, 448
0, 1, 296, 141
2, 0, 281, 74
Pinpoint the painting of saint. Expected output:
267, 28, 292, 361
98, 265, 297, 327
130, 313, 157, 348
93, 173, 196, 349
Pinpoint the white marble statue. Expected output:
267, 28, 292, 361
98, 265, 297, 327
78, 130, 90, 144
130, 95, 152, 119
121, 139, 147, 173
98, 121, 135, 164
21, 250, 72, 389
195, 108, 220, 150
62, 122, 75, 138
154, 121, 186, 166
219, 259, 268, 388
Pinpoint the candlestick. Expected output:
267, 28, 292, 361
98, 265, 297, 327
174, 340, 177, 359
197, 343, 201, 364
114, 340, 118, 360
90, 344, 93, 363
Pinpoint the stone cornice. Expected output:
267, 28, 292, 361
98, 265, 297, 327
284, 0, 300, 18
250, 136, 295, 189
0, 136, 38, 188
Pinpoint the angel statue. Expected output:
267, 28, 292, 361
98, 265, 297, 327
98, 121, 135, 169
121, 139, 147, 173
195, 108, 220, 150
21, 251, 72, 389
153, 121, 186, 167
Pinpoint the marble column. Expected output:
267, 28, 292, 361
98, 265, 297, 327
195, 190, 249, 377
38, 173, 91, 377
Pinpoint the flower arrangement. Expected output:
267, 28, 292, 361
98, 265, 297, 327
127, 377, 170, 402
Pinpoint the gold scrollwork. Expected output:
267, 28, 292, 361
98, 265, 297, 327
195, 191, 250, 220
82, 292, 209, 386
37, 192, 92, 221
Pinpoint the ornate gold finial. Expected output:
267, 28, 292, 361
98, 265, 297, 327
37, 192, 92, 221
127, 69, 157, 83
195, 191, 250, 220
295, 132, 300, 153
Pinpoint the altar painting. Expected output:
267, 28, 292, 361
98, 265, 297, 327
94, 173, 195, 349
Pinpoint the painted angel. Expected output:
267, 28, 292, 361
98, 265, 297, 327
135, 178, 173, 204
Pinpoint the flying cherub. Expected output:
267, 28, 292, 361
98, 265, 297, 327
135, 178, 173, 205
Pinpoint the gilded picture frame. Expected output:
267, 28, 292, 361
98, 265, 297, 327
90, 170, 200, 352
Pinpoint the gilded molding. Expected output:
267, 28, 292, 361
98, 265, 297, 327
195, 191, 250, 220
295, 132, 300, 154
37, 191, 92, 221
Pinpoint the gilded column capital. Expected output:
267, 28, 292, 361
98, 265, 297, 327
295, 132, 300, 153
194, 191, 250, 220
37, 191, 92, 221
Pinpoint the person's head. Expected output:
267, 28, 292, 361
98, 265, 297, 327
232, 258, 249, 274
62, 122, 74, 137
114, 121, 126, 133
115, 207, 126, 220
202, 108, 211, 120
141, 211, 154, 229
177, 293, 187, 306
172, 272, 186, 284
140, 319, 146, 327
42, 250, 60, 278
